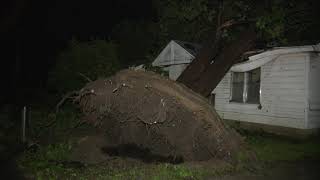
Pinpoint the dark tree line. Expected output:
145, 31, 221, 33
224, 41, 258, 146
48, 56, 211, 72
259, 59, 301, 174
0, 0, 319, 106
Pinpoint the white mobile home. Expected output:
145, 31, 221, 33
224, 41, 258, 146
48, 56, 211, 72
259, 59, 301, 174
153, 41, 320, 129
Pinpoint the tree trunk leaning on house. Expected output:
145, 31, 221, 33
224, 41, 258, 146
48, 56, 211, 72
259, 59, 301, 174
177, 27, 257, 97
177, 0, 225, 95
176, 31, 223, 92
192, 28, 257, 97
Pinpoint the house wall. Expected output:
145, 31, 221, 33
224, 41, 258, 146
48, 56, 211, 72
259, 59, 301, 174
153, 41, 194, 66
307, 53, 320, 128
168, 64, 189, 80
213, 53, 309, 129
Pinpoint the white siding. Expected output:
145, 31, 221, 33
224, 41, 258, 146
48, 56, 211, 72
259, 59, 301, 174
168, 64, 189, 80
153, 42, 172, 66
153, 41, 194, 66
213, 53, 309, 129
173, 43, 194, 63
307, 53, 320, 128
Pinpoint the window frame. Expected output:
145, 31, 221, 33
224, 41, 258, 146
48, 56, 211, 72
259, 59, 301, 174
230, 68, 261, 104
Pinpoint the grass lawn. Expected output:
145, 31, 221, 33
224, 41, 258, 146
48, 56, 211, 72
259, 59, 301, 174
245, 134, 320, 162
17, 130, 320, 180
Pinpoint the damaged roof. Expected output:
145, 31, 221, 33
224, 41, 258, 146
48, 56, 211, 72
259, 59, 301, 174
174, 40, 202, 57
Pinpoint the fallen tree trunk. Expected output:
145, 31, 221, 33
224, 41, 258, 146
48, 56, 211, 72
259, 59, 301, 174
178, 28, 256, 97
191, 28, 256, 97
177, 32, 223, 89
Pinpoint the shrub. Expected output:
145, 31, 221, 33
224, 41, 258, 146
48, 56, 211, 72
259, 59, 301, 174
48, 39, 120, 94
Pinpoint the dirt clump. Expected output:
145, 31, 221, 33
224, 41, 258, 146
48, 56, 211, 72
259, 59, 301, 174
69, 135, 109, 164
75, 69, 242, 163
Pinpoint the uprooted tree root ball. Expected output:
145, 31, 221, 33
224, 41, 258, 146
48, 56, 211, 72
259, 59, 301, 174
74, 69, 242, 163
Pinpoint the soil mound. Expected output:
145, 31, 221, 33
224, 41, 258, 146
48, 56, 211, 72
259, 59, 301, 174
76, 69, 242, 162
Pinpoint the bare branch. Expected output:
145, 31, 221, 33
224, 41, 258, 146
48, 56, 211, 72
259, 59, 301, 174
78, 73, 92, 82
217, 19, 253, 31
55, 91, 79, 113
55, 89, 97, 114
217, 0, 224, 28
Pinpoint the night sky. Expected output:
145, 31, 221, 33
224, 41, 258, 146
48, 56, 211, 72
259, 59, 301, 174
1, 0, 155, 105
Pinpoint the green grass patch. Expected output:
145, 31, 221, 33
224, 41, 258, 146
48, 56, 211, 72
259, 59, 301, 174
244, 133, 320, 162
19, 155, 235, 179
18, 142, 236, 180
18, 142, 73, 179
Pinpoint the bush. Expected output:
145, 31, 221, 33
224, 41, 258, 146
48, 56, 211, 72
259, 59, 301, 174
48, 39, 120, 94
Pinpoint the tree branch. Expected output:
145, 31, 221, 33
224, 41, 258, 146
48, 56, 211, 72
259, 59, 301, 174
217, 19, 253, 31
78, 73, 92, 82
55, 91, 79, 113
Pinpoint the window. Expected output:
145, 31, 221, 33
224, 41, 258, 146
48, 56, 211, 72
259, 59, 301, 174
247, 68, 261, 103
231, 72, 244, 102
230, 68, 260, 104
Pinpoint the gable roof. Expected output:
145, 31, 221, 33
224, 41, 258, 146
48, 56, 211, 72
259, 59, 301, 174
174, 40, 202, 57
152, 40, 202, 66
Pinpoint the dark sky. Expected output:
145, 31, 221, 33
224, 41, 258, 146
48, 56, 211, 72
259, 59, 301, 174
0, 0, 156, 105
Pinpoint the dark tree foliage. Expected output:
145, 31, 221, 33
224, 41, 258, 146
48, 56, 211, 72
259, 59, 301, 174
47, 39, 120, 95
171, 0, 319, 95
0, 0, 319, 105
